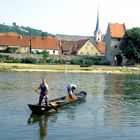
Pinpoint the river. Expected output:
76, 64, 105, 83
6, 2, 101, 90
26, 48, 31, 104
0, 72, 140, 140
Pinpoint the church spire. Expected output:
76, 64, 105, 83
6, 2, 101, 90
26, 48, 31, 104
94, 7, 102, 42
95, 8, 100, 33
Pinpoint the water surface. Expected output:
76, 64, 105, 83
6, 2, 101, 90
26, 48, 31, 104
0, 72, 140, 140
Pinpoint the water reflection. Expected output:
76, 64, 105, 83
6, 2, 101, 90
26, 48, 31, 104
104, 74, 140, 131
27, 114, 49, 140
67, 109, 76, 120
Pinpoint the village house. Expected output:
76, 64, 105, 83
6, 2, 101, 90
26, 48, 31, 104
105, 23, 126, 65
0, 32, 60, 55
59, 40, 77, 55
60, 39, 105, 56
31, 37, 60, 55
72, 39, 104, 56
0, 32, 30, 53
59, 9, 106, 57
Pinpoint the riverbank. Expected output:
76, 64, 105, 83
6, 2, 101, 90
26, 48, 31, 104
0, 63, 140, 74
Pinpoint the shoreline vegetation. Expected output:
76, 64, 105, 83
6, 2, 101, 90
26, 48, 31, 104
0, 63, 140, 74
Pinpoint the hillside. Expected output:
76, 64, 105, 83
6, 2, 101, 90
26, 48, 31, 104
0, 22, 54, 37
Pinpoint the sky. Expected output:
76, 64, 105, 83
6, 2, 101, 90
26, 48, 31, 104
0, 0, 140, 36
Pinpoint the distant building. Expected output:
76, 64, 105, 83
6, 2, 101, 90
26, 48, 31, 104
56, 34, 93, 41
31, 37, 60, 55
59, 40, 77, 55
0, 32, 30, 53
60, 39, 105, 56
57, 8, 106, 57
0, 32, 60, 55
72, 39, 103, 56
105, 23, 126, 65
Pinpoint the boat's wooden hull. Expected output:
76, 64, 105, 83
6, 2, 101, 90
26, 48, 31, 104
28, 91, 87, 114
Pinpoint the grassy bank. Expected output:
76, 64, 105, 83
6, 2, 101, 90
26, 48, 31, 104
0, 63, 140, 74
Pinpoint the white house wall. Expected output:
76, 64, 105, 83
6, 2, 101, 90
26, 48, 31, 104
32, 49, 59, 55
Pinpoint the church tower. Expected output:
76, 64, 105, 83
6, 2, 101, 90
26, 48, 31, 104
94, 8, 102, 42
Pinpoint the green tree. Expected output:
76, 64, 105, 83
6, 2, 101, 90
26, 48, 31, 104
42, 50, 49, 59
120, 27, 140, 63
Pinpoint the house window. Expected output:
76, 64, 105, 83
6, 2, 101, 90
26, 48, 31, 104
115, 45, 117, 48
118, 38, 121, 41
53, 50, 55, 54
87, 52, 89, 55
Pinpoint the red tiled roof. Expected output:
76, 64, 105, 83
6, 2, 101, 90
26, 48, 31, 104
109, 23, 125, 38
0, 32, 19, 37
45, 37, 60, 50
70, 39, 88, 54
31, 37, 60, 50
0, 36, 30, 47
60, 40, 77, 52
76, 39, 88, 51
31, 37, 44, 49
96, 42, 106, 54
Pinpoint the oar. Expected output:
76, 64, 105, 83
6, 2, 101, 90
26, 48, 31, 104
49, 103, 58, 111
35, 89, 57, 111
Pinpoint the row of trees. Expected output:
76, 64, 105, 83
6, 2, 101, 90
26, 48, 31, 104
120, 27, 140, 63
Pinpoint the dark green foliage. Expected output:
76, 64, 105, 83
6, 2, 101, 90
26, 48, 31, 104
5, 48, 18, 53
0, 53, 109, 65
120, 27, 140, 63
0, 55, 9, 62
53, 58, 66, 64
21, 57, 37, 64
12, 58, 21, 63
42, 51, 49, 58
71, 57, 109, 66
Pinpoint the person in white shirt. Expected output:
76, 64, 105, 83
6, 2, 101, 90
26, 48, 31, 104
67, 84, 77, 100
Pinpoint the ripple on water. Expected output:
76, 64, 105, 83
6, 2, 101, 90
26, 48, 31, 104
0, 72, 140, 140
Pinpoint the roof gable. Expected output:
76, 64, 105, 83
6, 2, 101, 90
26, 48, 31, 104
60, 40, 77, 52
76, 39, 88, 51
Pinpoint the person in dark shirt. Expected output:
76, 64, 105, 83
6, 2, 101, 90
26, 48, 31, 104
35, 78, 49, 106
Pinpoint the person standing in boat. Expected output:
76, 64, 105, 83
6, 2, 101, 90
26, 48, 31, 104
35, 78, 49, 106
67, 84, 77, 100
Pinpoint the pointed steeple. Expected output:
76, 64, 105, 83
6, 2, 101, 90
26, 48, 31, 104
94, 7, 102, 42
94, 8, 100, 33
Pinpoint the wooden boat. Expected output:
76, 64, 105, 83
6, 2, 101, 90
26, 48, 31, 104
28, 91, 87, 114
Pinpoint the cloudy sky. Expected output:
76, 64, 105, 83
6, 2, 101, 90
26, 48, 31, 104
0, 0, 139, 35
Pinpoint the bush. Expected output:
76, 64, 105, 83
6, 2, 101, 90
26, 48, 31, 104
13, 58, 21, 63
71, 58, 82, 65
5, 48, 18, 53
53, 58, 66, 64
21, 57, 37, 64
42, 51, 49, 58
